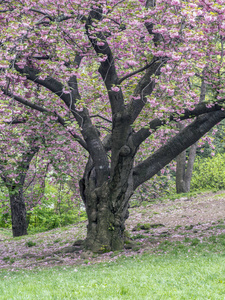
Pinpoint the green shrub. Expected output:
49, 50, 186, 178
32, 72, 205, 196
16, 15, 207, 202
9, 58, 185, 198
0, 185, 11, 228
0, 212, 11, 228
27, 205, 86, 233
191, 153, 225, 191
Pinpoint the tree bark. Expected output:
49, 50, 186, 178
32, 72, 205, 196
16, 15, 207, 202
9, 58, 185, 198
176, 142, 198, 193
80, 149, 134, 252
83, 182, 129, 252
1, 145, 39, 237
9, 187, 27, 237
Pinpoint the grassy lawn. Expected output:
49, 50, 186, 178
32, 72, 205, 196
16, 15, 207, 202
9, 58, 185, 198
1, 252, 225, 299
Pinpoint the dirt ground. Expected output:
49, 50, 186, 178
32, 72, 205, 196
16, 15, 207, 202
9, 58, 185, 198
127, 190, 225, 231
1, 190, 225, 270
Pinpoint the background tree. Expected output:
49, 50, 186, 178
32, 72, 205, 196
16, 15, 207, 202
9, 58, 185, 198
0, 126, 39, 236
0, 0, 225, 251
176, 72, 207, 193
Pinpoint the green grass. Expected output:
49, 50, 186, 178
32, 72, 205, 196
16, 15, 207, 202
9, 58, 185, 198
1, 252, 225, 299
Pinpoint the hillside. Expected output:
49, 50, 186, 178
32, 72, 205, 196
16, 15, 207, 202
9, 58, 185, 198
1, 190, 225, 270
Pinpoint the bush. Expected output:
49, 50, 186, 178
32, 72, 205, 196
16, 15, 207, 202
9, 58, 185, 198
27, 205, 86, 233
191, 153, 225, 191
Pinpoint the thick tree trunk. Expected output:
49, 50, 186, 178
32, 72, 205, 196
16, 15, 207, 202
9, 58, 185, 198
80, 154, 133, 252
9, 188, 27, 237
84, 183, 130, 252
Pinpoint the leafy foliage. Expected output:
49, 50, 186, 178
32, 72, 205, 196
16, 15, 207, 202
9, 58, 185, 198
191, 153, 225, 191
0, 181, 86, 233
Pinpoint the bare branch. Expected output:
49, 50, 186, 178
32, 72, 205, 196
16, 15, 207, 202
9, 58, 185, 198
30, 8, 53, 19
118, 59, 158, 85
90, 114, 112, 123
5, 118, 26, 124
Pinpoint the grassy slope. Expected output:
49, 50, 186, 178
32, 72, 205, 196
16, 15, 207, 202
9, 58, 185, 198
1, 191, 225, 299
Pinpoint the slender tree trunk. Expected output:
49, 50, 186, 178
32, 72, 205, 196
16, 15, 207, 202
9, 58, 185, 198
176, 121, 198, 194
176, 142, 197, 193
184, 142, 198, 192
9, 187, 27, 237
176, 149, 187, 193
1, 145, 39, 237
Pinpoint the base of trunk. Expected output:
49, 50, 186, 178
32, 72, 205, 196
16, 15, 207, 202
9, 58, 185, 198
80, 167, 131, 252
176, 181, 190, 194
12, 223, 27, 237
84, 221, 125, 253
85, 201, 127, 252
84, 238, 124, 253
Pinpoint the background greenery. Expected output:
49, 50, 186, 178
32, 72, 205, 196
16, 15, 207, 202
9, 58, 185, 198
0, 181, 86, 233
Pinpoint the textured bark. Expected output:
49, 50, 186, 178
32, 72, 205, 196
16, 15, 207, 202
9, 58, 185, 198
80, 133, 135, 252
9, 188, 27, 237
83, 181, 130, 252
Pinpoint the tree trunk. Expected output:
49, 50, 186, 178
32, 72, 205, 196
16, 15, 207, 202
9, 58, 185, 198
184, 142, 198, 192
1, 145, 39, 237
176, 148, 187, 193
84, 184, 130, 252
80, 154, 133, 252
176, 142, 197, 193
9, 187, 27, 237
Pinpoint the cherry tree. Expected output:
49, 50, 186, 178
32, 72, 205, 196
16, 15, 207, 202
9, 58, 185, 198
1, 0, 225, 251
0, 111, 83, 236
0, 122, 39, 236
